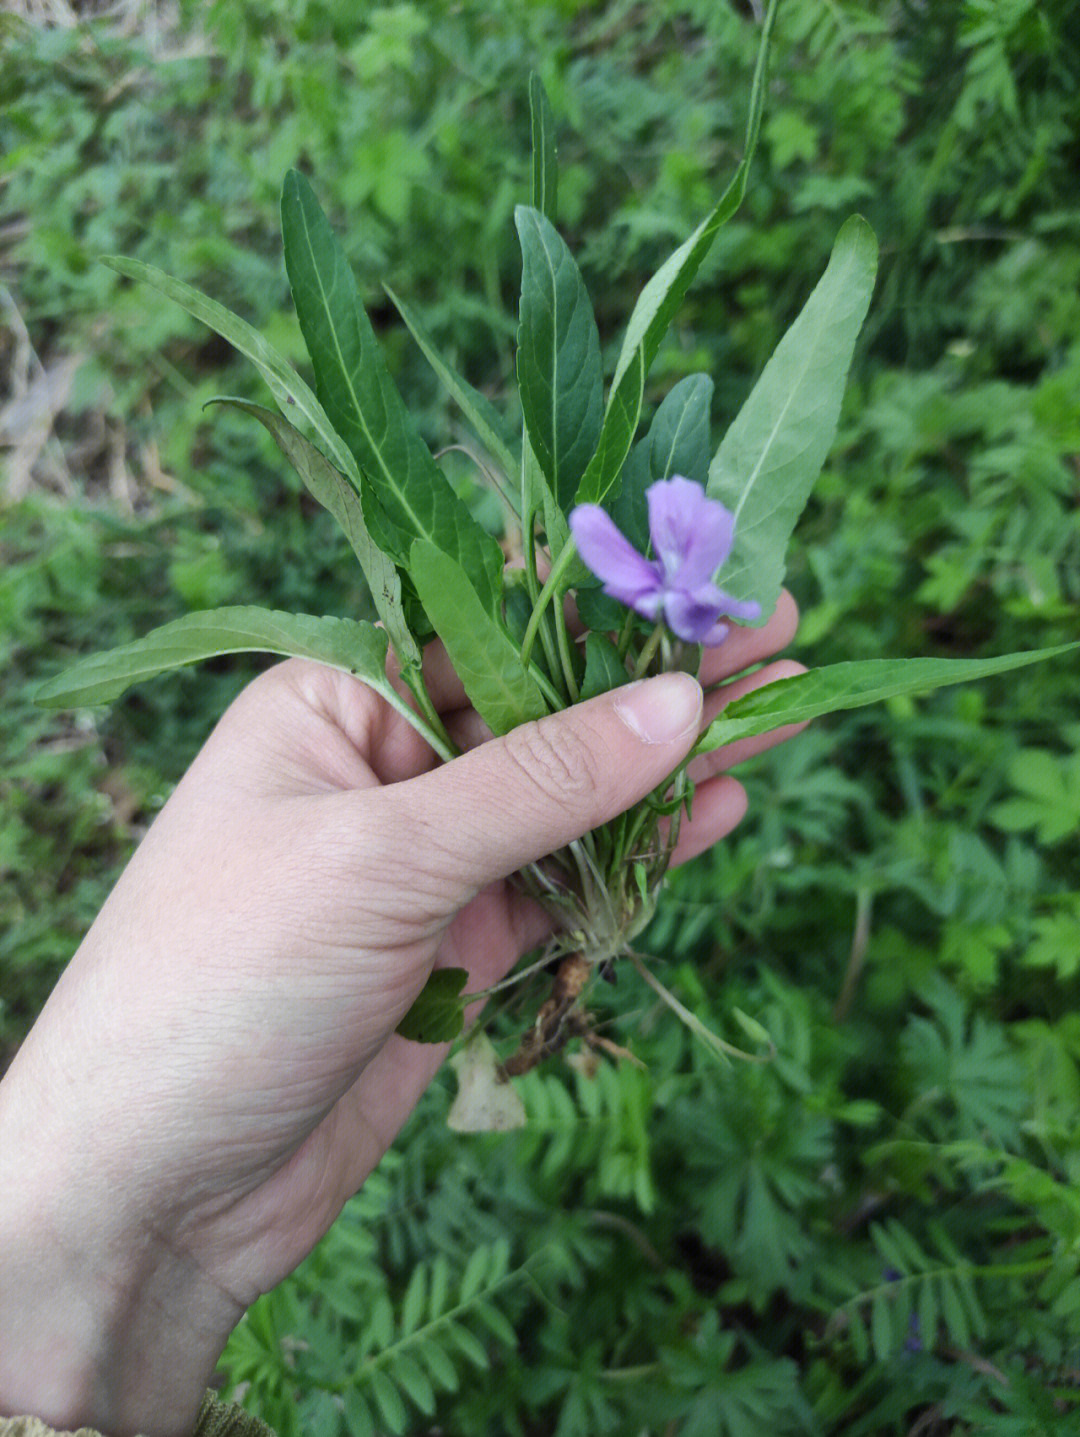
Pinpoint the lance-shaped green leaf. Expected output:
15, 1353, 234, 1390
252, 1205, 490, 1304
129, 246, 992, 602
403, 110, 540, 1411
514, 204, 604, 510
610, 373, 715, 554
207, 399, 421, 678
102, 255, 361, 486
580, 633, 631, 701
648, 372, 714, 485
36, 607, 395, 709
281, 169, 504, 612
574, 0, 778, 508
410, 540, 549, 736
708, 215, 878, 621
571, 347, 644, 509
695, 645, 1080, 752
529, 72, 558, 223
383, 284, 520, 493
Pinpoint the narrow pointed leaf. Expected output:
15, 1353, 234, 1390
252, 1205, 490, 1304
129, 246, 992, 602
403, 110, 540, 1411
384, 284, 520, 489
281, 170, 504, 612
207, 399, 421, 677
695, 645, 1080, 752
102, 255, 360, 485
576, 0, 778, 508
368, 1371, 407, 1436
421, 1339, 459, 1391
572, 346, 643, 507
708, 214, 878, 621
343, 1390, 374, 1437
391, 1356, 435, 1417
649, 372, 714, 485
514, 204, 604, 509
581, 633, 630, 701
409, 540, 549, 736
871, 1293, 895, 1362
36, 607, 395, 709
529, 73, 558, 223
610, 373, 714, 553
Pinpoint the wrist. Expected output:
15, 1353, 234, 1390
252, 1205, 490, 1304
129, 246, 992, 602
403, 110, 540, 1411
0, 1047, 243, 1437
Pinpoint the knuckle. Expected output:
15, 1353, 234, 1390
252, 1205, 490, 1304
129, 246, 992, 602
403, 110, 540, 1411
501, 715, 604, 806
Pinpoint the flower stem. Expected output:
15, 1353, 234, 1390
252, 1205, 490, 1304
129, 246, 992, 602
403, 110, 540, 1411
631, 622, 666, 680
553, 595, 580, 702
521, 537, 578, 667
521, 500, 567, 703
615, 608, 637, 662
381, 679, 457, 762
528, 660, 567, 713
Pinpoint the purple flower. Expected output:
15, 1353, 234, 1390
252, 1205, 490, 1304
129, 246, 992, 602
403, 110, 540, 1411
569, 475, 760, 646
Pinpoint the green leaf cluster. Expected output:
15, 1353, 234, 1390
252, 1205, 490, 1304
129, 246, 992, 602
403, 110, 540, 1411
6, 1, 1080, 1429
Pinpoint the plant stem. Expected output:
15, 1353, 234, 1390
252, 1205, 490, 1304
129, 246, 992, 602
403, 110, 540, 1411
528, 660, 567, 713
522, 501, 541, 604
553, 594, 580, 701
615, 608, 637, 662
520, 536, 577, 667
434, 443, 520, 519
631, 622, 666, 679
382, 679, 457, 762
467, 941, 571, 1000
660, 768, 689, 869
833, 886, 873, 1023
522, 499, 565, 699
628, 952, 773, 1064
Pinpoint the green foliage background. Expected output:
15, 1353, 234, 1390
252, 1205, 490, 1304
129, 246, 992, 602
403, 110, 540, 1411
3, 0, 1080, 1430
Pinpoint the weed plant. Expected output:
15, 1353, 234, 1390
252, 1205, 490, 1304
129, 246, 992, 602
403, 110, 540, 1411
3, 2, 1079, 1431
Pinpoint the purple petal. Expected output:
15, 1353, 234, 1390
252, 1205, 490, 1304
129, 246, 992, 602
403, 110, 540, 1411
713, 590, 762, 622
569, 504, 664, 609
661, 588, 727, 644
646, 477, 736, 589
697, 620, 730, 646
662, 583, 761, 645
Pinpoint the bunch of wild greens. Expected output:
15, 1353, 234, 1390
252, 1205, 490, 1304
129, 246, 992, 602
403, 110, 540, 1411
37, 3, 1074, 1074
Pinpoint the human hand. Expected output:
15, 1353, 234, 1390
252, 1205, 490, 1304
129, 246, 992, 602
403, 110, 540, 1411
0, 592, 801, 1437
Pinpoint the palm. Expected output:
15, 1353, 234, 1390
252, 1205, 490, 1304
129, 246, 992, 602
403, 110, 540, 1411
116, 661, 542, 1303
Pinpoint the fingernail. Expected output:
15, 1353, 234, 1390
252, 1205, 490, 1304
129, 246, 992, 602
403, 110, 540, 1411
613, 673, 702, 745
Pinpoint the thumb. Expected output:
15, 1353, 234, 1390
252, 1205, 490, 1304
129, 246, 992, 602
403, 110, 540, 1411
396, 672, 703, 896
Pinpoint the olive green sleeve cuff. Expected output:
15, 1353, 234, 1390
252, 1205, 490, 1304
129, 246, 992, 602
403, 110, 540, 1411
0, 1391, 277, 1437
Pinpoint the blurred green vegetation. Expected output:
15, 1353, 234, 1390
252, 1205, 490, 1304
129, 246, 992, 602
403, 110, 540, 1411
2, 0, 1080, 1431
